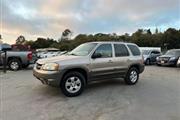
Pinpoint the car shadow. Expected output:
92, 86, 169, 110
87, 78, 125, 89
34, 78, 126, 98
0, 64, 34, 72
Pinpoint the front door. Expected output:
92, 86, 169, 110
150, 51, 161, 62
89, 44, 115, 80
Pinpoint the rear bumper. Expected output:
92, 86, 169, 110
139, 64, 145, 73
33, 68, 63, 87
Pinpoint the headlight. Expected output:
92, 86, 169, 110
42, 63, 59, 71
156, 57, 159, 60
169, 57, 176, 61
178, 57, 180, 64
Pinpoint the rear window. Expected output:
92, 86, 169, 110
151, 51, 160, 54
127, 44, 141, 56
114, 44, 129, 57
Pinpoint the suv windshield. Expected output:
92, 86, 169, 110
142, 50, 150, 55
68, 43, 97, 56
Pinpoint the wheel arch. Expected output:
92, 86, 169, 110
60, 67, 88, 86
7, 57, 22, 63
128, 64, 141, 73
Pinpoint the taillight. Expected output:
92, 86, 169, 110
27, 52, 32, 60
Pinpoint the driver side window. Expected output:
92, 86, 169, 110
93, 44, 112, 58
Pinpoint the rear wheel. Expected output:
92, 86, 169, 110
125, 67, 139, 85
145, 59, 150, 65
60, 71, 85, 97
8, 59, 22, 71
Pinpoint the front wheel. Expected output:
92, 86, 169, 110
8, 59, 22, 71
145, 59, 150, 65
125, 67, 139, 85
60, 71, 85, 97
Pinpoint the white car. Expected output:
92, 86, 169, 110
38, 51, 67, 58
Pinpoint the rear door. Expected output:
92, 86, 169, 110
112, 43, 130, 75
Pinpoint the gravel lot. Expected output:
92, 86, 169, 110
0, 66, 180, 120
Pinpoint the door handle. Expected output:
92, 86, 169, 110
108, 60, 113, 63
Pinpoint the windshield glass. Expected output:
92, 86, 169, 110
165, 50, 176, 55
68, 43, 97, 56
142, 50, 150, 55
175, 51, 180, 56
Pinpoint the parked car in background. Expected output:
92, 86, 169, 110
156, 49, 180, 66
0, 43, 37, 71
142, 50, 161, 65
39, 51, 58, 58
33, 42, 145, 97
37, 51, 67, 59
177, 57, 180, 67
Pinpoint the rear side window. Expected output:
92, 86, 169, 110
151, 51, 160, 54
127, 44, 141, 56
114, 44, 129, 57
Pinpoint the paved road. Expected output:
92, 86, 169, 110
0, 66, 180, 120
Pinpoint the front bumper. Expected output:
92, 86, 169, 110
156, 59, 177, 66
177, 58, 180, 67
33, 68, 63, 87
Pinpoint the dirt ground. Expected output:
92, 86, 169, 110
0, 66, 180, 120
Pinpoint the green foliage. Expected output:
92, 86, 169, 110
60, 29, 73, 42
24, 28, 180, 51
16, 35, 26, 44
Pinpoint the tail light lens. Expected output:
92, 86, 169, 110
27, 52, 32, 60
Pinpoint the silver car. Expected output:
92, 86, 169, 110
33, 42, 145, 97
142, 50, 161, 65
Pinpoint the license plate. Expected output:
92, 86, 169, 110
161, 61, 165, 64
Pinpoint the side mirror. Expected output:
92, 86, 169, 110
92, 53, 102, 59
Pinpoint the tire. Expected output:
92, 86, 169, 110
145, 59, 150, 65
125, 67, 139, 85
156, 63, 161, 66
60, 71, 85, 97
8, 59, 22, 71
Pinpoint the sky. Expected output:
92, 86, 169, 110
0, 0, 180, 44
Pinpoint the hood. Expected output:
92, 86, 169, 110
159, 55, 175, 58
37, 55, 82, 64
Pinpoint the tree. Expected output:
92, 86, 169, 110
0, 34, 3, 44
147, 29, 152, 35
15, 28, 180, 51
155, 28, 158, 34
60, 29, 73, 42
162, 28, 180, 49
16, 35, 26, 44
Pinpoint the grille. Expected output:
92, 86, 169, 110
159, 57, 170, 62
